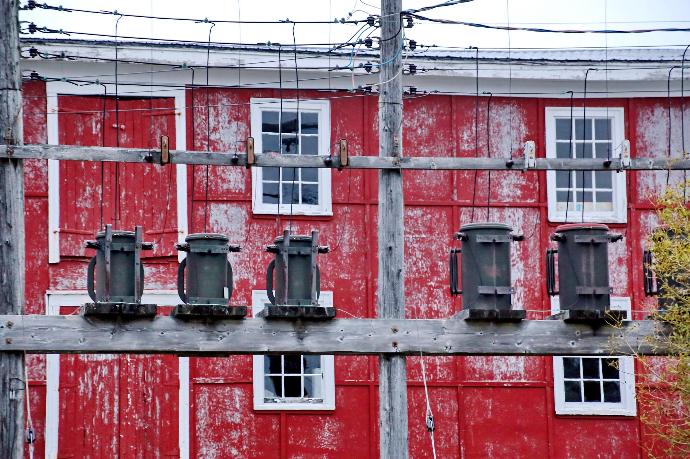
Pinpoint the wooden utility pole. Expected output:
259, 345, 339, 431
378, 1, 407, 458
0, 1, 26, 458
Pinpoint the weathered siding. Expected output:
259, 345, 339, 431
21, 82, 682, 458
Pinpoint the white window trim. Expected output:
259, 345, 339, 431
46, 82, 188, 263
250, 98, 332, 216
545, 106, 627, 224
251, 290, 335, 410
552, 296, 636, 416
44, 290, 190, 459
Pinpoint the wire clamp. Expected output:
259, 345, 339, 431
523, 140, 536, 170
426, 413, 435, 432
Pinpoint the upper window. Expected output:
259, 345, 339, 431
250, 99, 332, 216
545, 107, 627, 223
552, 297, 636, 416
251, 290, 335, 410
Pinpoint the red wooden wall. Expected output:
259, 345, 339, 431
20, 80, 681, 458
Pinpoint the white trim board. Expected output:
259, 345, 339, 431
45, 82, 188, 263
44, 291, 190, 459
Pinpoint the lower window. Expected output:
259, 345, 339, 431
552, 297, 636, 416
252, 290, 335, 410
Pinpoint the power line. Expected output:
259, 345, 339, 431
21, 1, 367, 25
409, 13, 690, 34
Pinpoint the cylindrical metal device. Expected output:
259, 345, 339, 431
546, 223, 622, 311
266, 230, 329, 306
450, 223, 522, 310
176, 233, 240, 305
85, 225, 153, 304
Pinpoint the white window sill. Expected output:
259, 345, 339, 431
555, 406, 637, 417
253, 400, 336, 411
548, 212, 627, 224
252, 206, 333, 217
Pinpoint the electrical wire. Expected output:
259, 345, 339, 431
667, 65, 679, 186
204, 22, 215, 233
22, 2, 366, 24
485, 91, 493, 220
565, 91, 574, 223
470, 46, 479, 222
408, 13, 690, 33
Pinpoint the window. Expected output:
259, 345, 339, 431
545, 107, 627, 223
250, 99, 332, 216
552, 297, 636, 416
251, 290, 335, 410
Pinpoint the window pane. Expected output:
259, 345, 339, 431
262, 183, 279, 204
564, 381, 582, 402
575, 118, 592, 140
575, 171, 592, 188
262, 111, 280, 133
556, 190, 571, 203
301, 112, 319, 134
265, 355, 282, 374
302, 168, 318, 182
595, 143, 612, 159
595, 171, 612, 188
596, 191, 613, 203
265, 376, 281, 397
582, 358, 600, 379
263, 167, 279, 181
575, 191, 593, 203
556, 119, 571, 140
556, 142, 572, 159
603, 382, 621, 402
281, 111, 298, 133
303, 355, 322, 374
263, 134, 280, 153
602, 358, 620, 379
584, 381, 602, 402
302, 136, 319, 155
302, 184, 319, 205
281, 135, 298, 154
563, 358, 581, 379
284, 376, 301, 397
283, 355, 301, 374
304, 376, 323, 398
575, 143, 592, 159
556, 171, 570, 188
595, 119, 611, 140
282, 183, 299, 204
282, 167, 298, 181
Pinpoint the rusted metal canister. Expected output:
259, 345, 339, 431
86, 225, 153, 303
546, 223, 622, 311
450, 223, 523, 310
176, 233, 240, 305
265, 230, 329, 306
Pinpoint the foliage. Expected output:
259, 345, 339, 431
639, 184, 690, 457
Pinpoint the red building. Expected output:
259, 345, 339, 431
19, 39, 684, 458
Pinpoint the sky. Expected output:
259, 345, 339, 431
20, 0, 690, 52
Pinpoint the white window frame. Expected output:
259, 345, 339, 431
251, 290, 335, 410
552, 296, 636, 416
250, 98, 332, 216
44, 290, 190, 459
545, 107, 627, 224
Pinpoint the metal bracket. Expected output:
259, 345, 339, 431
246, 137, 255, 169
159, 135, 170, 165
477, 286, 514, 295
575, 286, 613, 295
3, 129, 14, 157
337, 139, 348, 171
134, 226, 143, 303
476, 234, 512, 243
523, 140, 536, 170
104, 225, 113, 301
